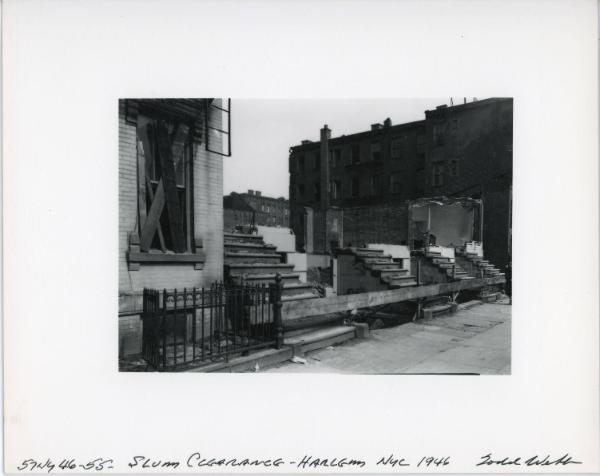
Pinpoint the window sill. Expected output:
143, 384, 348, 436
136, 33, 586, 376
127, 250, 206, 270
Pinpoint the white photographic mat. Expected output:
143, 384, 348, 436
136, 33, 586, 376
3, 0, 598, 473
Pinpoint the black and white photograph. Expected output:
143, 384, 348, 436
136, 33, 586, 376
5, 0, 598, 472
119, 98, 513, 374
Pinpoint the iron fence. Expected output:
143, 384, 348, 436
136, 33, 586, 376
142, 280, 282, 371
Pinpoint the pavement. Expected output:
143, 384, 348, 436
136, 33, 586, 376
264, 302, 511, 374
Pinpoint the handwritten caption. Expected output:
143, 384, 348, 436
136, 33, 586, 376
16, 453, 582, 472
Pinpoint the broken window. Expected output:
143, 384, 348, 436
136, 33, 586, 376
136, 116, 193, 254
370, 141, 382, 161
432, 162, 445, 187
298, 155, 305, 174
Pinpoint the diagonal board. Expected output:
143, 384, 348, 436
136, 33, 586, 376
155, 120, 186, 253
140, 180, 165, 251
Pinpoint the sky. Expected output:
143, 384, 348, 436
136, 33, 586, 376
223, 98, 459, 199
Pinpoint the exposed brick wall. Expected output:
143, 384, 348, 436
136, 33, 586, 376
343, 204, 409, 247
118, 100, 224, 357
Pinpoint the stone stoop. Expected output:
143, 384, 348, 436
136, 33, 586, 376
347, 247, 418, 289
424, 250, 473, 281
224, 231, 318, 301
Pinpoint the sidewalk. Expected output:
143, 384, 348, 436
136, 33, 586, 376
265, 302, 511, 374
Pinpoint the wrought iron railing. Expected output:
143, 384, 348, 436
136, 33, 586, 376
142, 280, 283, 371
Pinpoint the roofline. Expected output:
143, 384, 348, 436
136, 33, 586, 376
290, 119, 426, 151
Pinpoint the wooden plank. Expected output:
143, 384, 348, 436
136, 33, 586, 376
281, 276, 505, 321
155, 121, 186, 253
136, 139, 147, 231
145, 178, 166, 252
139, 180, 165, 251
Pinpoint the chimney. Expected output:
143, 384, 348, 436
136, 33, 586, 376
301, 140, 312, 145
371, 123, 383, 131
383, 117, 392, 127
247, 189, 254, 195
255, 190, 261, 197
320, 125, 331, 209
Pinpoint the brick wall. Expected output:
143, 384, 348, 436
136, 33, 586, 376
343, 203, 409, 247
118, 100, 224, 357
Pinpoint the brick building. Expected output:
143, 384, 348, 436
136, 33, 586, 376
289, 98, 513, 268
224, 190, 289, 230
119, 98, 227, 356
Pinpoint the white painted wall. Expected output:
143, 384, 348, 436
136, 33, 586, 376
286, 252, 307, 282
257, 225, 295, 252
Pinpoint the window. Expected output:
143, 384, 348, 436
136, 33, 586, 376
351, 144, 360, 165
331, 180, 342, 200
370, 175, 382, 196
416, 133, 426, 153
391, 137, 405, 159
432, 162, 445, 187
433, 124, 445, 146
450, 159, 460, 177
389, 173, 401, 193
313, 152, 321, 171
314, 182, 321, 202
370, 141, 382, 161
136, 117, 193, 254
351, 178, 360, 197
298, 184, 305, 198
417, 152, 425, 171
298, 155, 305, 174
330, 148, 342, 167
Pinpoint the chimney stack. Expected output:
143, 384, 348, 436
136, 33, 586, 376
320, 125, 331, 209
248, 189, 254, 195
383, 117, 392, 127
255, 190, 261, 197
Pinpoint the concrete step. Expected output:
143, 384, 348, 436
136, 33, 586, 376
224, 242, 277, 253
359, 256, 394, 263
388, 278, 418, 288
224, 252, 282, 265
226, 263, 295, 276
380, 270, 410, 282
371, 268, 407, 278
224, 232, 265, 244
233, 272, 301, 285
366, 262, 403, 271
431, 257, 454, 264
281, 282, 316, 297
281, 292, 318, 302
425, 251, 442, 257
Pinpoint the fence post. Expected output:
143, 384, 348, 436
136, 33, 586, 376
452, 264, 456, 279
416, 259, 421, 286
273, 273, 284, 349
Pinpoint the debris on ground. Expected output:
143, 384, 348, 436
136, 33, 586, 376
325, 346, 335, 351
370, 318, 385, 330
254, 362, 260, 372
291, 356, 307, 364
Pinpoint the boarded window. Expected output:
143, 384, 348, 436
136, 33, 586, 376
391, 137, 405, 159
314, 182, 321, 202
370, 175, 382, 196
136, 116, 192, 253
313, 152, 321, 171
